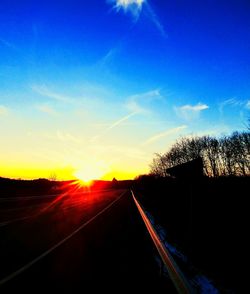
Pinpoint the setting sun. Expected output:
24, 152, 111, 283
73, 161, 108, 184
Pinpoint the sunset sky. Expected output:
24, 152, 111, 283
0, 0, 250, 180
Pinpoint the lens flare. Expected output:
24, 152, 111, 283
73, 162, 108, 186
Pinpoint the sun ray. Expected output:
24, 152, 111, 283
73, 161, 109, 187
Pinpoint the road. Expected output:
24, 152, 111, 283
0, 186, 177, 293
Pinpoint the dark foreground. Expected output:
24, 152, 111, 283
1, 175, 248, 293
134, 175, 250, 293
0, 184, 175, 293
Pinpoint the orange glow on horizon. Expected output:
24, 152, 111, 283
75, 178, 94, 188
73, 162, 107, 183
0, 161, 145, 181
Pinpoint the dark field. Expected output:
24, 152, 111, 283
0, 176, 249, 293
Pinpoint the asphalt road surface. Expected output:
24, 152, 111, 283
0, 187, 177, 293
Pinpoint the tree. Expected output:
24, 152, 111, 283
150, 131, 250, 177
49, 172, 57, 181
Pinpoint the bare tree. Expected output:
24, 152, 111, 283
150, 131, 250, 177
49, 172, 57, 181
199, 136, 220, 177
149, 153, 169, 177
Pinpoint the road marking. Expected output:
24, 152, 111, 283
0, 189, 126, 227
0, 216, 34, 227
0, 190, 127, 286
131, 190, 194, 294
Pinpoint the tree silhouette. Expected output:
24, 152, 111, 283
150, 131, 250, 177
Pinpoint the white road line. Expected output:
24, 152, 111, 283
0, 190, 127, 286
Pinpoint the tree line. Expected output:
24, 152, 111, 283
150, 131, 250, 177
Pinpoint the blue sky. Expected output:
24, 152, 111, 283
0, 0, 249, 180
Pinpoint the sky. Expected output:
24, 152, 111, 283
0, 0, 250, 180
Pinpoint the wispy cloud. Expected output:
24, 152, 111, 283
245, 100, 250, 109
99, 47, 117, 66
108, 0, 166, 37
91, 120, 170, 128
31, 83, 112, 109
143, 125, 187, 146
144, 2, 167, 38
175, 103, 209, 121
106, 111, 138, 131
91, 111, 138, 142
219, 98, 245, 114
128, 89, 163, 101
96, 44, 123, 69
31, 84, 73, 103
180, 103, 209, 112
0, 105, 9, 116
125, 89, 163, 113
35, 104, 58, 116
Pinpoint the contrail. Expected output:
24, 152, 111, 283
90, 111, 138, 142
143, 125, 187, 146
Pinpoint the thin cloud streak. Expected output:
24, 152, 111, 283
144, 2, 167, 38
31, 83, 112, 109
99, 47, 117, 67
96, 43, 123, 69
90, 111, 138, 142
143, 125, 187, 146
106, 111, 138, 131
31, 84, 73, 103
91, 120, 171, 127
219, 98, 246, 114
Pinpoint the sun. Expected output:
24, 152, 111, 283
73, 163, 107, 185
